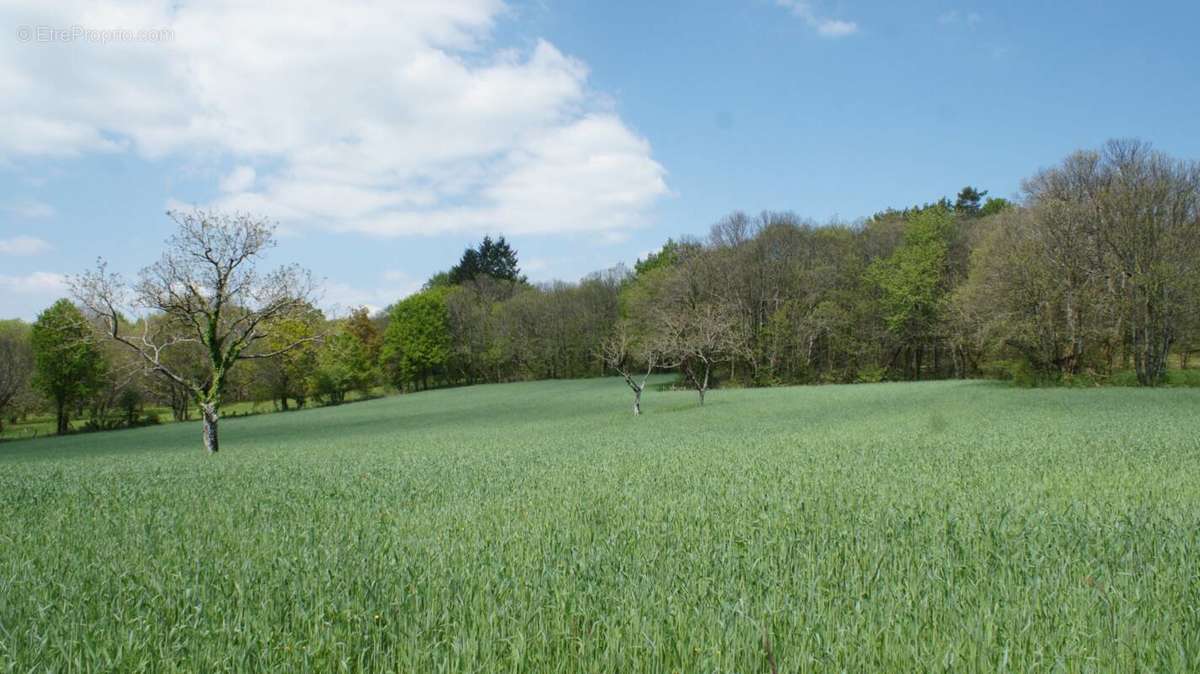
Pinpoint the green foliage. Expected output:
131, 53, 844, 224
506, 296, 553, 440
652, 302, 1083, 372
310, 308, 382, 404
381, 289, 452, 389
255, 309, 323, 409
867, 206, 955, 338
979, 196, 1013, 217
854, 364, 888, 383
29, 299, 105, 433
422, 270, 453, 290
633, 238, 686, 276
0, 319, 35, 431
984, 359, 1059, 387
3, 379, 1200, 670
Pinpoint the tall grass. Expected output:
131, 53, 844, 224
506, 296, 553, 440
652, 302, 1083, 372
2, 378, 1199, 671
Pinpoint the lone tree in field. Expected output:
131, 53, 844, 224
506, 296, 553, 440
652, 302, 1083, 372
600, 322, 658, 415
656, 302, 745, 406
73, 210, 319, 453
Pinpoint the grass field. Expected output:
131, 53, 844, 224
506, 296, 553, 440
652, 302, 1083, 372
2, 378, 1199, 672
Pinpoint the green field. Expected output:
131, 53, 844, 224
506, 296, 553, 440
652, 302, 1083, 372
2, 379, 1199, 672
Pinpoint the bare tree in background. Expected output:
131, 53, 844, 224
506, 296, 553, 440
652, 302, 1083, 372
72, 210, 320, 453
657, 302, 746, 406
601, 322, 658, 415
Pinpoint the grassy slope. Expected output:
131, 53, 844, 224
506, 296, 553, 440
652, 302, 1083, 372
2, 379, 1199, 672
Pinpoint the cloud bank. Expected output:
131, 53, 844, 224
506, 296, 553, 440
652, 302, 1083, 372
0, 0, 669, 238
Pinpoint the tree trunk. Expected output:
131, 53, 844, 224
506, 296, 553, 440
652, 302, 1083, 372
56, 398, 68, 435
202, 403, 219, 453
633, 386, 642, 416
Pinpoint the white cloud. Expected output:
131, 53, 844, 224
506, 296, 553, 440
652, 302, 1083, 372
219, 165, 255, 193
3, 200, 56, 219
815, 19, 858, 37
521, 257, 549, 273
775, 0, 859, 37
0, 1, 668, 239
0, 271, 69, 319
0, 271, 67, 294
322, 271, 422, 317
0, 235, 52, 255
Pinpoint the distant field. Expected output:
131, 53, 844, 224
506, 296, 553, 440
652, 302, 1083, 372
2, 378, 1199, 672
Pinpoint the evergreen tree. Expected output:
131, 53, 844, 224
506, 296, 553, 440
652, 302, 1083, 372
448, 236, 523, 284
954, 186, 988, 216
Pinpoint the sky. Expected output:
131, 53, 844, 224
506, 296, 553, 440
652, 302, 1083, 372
2, 0, 1198, 320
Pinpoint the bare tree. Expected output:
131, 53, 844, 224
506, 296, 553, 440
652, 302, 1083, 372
72, 210, 319, 453
600, 322, 658, 415
656, 302, 746, 405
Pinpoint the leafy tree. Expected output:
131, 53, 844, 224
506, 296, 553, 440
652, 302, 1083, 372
634, 238, 698, 276
381, 289, 452, 390
952, 207, 1112, 382
343, 307, 383, 372
254, 307, 323, 410
1044, 140, 1200, 385
423, 270, 453, 290
867, 206, 956, 379
310, 328, 370, 404
0, 320, 35, 433
309, 308, 381, 403
979, 197, 1013, 217
30, 300, 106, 434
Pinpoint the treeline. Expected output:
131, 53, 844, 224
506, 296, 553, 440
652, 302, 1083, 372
385, 141, 1200, 397
1, 139, 1197, 437
0, 300, 389, 435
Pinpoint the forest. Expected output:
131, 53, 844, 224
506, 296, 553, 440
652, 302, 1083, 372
2, 139, 1198, 437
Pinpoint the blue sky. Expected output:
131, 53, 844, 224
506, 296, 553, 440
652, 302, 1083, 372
2, 0, 1198, 319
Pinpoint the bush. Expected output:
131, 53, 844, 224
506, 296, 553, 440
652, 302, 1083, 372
855, 365, 887, 384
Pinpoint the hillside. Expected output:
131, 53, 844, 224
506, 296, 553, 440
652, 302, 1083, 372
3, 379, 1200, 671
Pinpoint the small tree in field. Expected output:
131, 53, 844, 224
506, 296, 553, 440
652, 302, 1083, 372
656, 302, 745, 406
73, 210, 319, 453
600, 322, 658, 415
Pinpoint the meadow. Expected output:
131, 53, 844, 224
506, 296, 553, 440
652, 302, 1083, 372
2, 378, 1199, 672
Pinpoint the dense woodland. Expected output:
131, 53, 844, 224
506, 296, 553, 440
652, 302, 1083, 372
1, 139, 1198, 436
